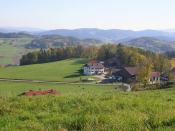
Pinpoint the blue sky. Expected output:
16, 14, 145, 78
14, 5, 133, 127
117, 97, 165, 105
0, 0, 175, 30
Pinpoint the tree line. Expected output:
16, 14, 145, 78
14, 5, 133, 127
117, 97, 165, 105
20, 44, 152, 64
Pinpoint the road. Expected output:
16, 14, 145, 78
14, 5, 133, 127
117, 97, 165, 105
0, 78, 119, 86
0, 78, 132, 91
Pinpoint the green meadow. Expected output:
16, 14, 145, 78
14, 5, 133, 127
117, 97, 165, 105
0, 59, 88, 82
1, 59, 175, 130
0, 81, 117, 97
1, 81, 175, 130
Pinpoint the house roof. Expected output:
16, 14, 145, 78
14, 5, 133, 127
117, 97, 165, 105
85, 61, 104, 69
150, 72, 160, 78
124, 67, 138, 76
89, 60, 97, 64
88, 63, 104, 69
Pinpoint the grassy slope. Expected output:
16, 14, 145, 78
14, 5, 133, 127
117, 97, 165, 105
0, 81, 175, 130
0, 38, 33, 65
0, 81, 117, 97
0, 59, 88, 82
1, 58, 175, 130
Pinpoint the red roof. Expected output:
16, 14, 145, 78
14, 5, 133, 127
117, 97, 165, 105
85, 60, 104, 69
150, 72, 160, 78
89, 60, 97, 64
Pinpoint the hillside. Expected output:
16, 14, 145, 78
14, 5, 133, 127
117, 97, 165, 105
0, 33, 101, 65
0, 59, 87, 82
0, 38, 34, 65
0, 32, 34, 38
124, 37, 175, 52
1, 31, 175, 66
25, 35, 102, 49
1, 81, 175, 130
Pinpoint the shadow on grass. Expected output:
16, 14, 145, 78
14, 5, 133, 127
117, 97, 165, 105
64, 69, 83, 78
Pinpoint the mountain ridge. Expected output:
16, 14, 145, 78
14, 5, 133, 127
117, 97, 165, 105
39, 28, 175, 42
1, 27, 175, 42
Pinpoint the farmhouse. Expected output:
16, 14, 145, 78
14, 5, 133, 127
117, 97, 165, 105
113, 66, 160, 84
112, 67, 137, 82
83, 60, 105, 75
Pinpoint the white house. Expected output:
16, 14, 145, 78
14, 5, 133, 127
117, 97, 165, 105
84, 61, 105, 75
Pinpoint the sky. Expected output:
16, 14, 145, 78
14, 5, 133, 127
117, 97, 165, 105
0, 0, 175, 30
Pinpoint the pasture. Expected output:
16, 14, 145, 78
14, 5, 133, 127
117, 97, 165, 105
0, 59, 89, 82
0, 81, 117, 97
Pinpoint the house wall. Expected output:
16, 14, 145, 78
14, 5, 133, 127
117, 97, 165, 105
149, 77, 160, 84
84, 67, 105, 75
84, 67, 93, 75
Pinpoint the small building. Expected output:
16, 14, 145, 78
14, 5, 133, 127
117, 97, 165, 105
112, 67, 137, 82
83, 60, 105, 75
113, 66, 161, 84
149, 72, 160, 84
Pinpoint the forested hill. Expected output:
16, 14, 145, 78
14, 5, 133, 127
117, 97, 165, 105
123, 37, 175, 53
25, 35, 102, 49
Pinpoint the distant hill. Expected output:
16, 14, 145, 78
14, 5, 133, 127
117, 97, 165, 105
39, 28, 175, 42
1, 28, 175, 42
0, 27, 44, 33
25, 35, 102, 49
123, 37, 175, 52
0, 32, 34, 38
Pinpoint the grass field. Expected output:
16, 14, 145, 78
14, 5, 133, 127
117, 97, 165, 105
1, 81, 175, 130
0, 38, 33, 65
0, 81, 117, 97
0, 59, 89, 82
1, 59, 175, 130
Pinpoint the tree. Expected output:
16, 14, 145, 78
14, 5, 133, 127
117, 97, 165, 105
82, 46, 98, 59
137, 56, 153, 87
97, 44, 116, 60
